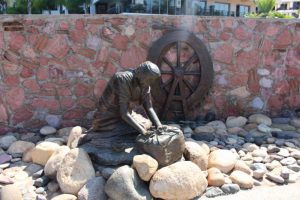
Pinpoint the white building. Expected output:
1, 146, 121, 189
275, 0, 300, 16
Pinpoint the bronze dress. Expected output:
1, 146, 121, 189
91, 70, 152, 135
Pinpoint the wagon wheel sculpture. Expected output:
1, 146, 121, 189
148, 30, 214, 121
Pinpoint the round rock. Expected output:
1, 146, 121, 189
226, 116, 247, 128
221, 183, 240, 194
208, 149, 237, 173
105, 165, 151, 200
40, 126, 57, 135
31, 141, 60, 166
184, 141, 208, 170
78, 177, 107, 200
57, 148, 95, 195
230, 170, 254, 189
0, 135, 17, 150
7, 141, 35, 155
150, 161, 208, 200
207, 167, 225, 187
44, 146, 70, 177
133, 154, 158, 181
248, 114, 272, 126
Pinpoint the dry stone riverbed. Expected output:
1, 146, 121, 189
0, 113, 300, 200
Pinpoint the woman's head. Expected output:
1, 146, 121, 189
135, 61, 161, 87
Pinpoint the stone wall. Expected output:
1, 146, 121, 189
0, 15, 299, 133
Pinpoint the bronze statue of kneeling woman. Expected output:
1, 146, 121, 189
83, 61, 163, 150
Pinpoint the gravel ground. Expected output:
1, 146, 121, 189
200, 181, 300, 200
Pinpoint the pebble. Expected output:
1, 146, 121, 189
205, 187, 224, 198
36, 195, 47, 200
35, 187, 45, 194
34, 176, 50, 187
32, 169, 44, 178
25, 163, 43, 176
253, 169, 266, 179
287, 165, 300, 172
275, 139, 285, 146
266, 173, 285, 184
285, 142, 296, 148
257, 124, 272, 133
280, 167, 290, 179
0, 163, 10, 169
40, 126, 57, 135
277, 148, 290, 157
221, 184, 240, 194
47, 181, 59, 192
267, 145, 280, 153
291, 151, 300, 159
0, 153, 12, 164
280, 157, 296, 166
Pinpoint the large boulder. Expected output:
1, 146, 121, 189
230, 170, 254, 189
51, 194, 77, 200
31, 141, 60, 166
136, 125, 185, 166
104, 165, 152, 200
44, 146, 70, 177
184, 141, 208, 170
208, 150, 237, 173
1, 184, 22, 200
133, 154, 158, 181
78, 177, 107, 200
149, 161, 208, 200
7, 141, 35, 155
57, 148, 95, 195
207, 167, 225, 186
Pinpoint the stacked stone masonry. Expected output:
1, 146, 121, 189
0, 15, 299, 133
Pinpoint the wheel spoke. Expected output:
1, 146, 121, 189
178, 78, 188, 119
177, 42, 181, 68
161, 78, 179, 119
183, 79, 195, 93
162, 57, 175, 70
161, 78, 173, 89
184, 71, 201, 75
183, 54, 198, 70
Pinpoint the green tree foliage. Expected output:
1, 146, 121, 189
256, 0, 275, 14
32, 0, 65, 14
64, 0, 90, 14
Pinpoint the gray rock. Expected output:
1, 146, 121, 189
259, 77, 273, 88
250, 163, 267, 171
205, 187, 224, 198
40, 126, 57, 135
78, 177, 107, 200
267, 145, 280, 153
290, 118, 300, 128
207, 121, 227, 130
275, 139, 285, 146
287, 164, 300, 172
101, 168, 116, 180
33, 169, 44, 178
0, 135, 17, 150
221, 184, 240, 194
253, 179, 262, 186
272, 118, 290, 124
257, 124, 272, 133
284, 142, 296, 148
25, 163, 43, 176
280, 167, 290, 179
248, 114, 272, 126
272, 124, 296, 131
45, 114, 62, 128
226, 116, 247, 128
266, 173, 285, 184
104, 165, 152, 200
47, 181, 59, 193
34, 176, 50, 187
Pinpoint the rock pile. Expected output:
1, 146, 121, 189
0, 115, 299, 199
